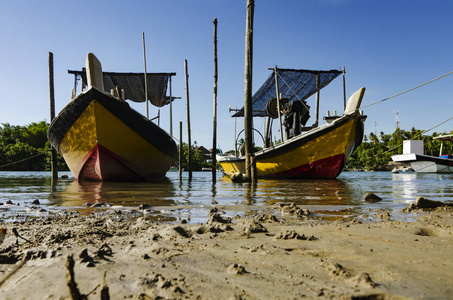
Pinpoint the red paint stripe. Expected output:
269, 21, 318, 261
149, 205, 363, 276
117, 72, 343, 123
78, 144, 144, 181
266, 154, 345, 179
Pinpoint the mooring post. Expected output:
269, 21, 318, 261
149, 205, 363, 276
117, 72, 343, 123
184, 59, 192, 181
212, 18, 218, 183
48, 52, 58, 181
244, 0, 257, 182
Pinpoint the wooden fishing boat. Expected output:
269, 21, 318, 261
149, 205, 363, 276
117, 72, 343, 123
392, 135, 453, 173
218, 68, 366, 179
48, 53, 177, 181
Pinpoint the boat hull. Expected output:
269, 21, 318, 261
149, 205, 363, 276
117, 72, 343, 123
220, 116, 364, 179
392, 153, 453, 173
48, 88, 177, 181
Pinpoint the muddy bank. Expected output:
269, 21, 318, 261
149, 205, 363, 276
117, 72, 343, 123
0, 202, 452, 299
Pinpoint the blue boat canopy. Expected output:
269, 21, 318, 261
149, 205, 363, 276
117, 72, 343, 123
233, 68, 342, 117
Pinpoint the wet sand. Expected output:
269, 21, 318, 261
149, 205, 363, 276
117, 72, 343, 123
0, 202, 452, 299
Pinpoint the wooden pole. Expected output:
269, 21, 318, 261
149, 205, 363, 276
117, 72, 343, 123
184, 59, 192, 181
169, 76, 173, 136
342, 66, 346, 110
48, 52, 58, 181
142, 32, 149, 119
274, 66, 284, 142
212, 18, 218, 183
234, 112, 237, 156
315, 73, 320, 128
179, 121, 183, 179
244, 0, 256, 182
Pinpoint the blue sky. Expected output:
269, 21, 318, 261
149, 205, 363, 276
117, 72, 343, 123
1, 0, 452, 151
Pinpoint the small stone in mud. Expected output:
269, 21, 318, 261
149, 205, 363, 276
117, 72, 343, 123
26, 206, 47, 213
414, 197, 448, 209
255, 213, 279, 223
207, 214, 232, 224
86, 261, 96, 267
227, 263, 248, 275
143, 253, 150, 260
242, 221, 268, 234
276, 230, 317, 240
353, 272, 376, 288
403, 196, 453, 212
208, 207, 225, 215
79, 248, 94, 263
95, 243, 113, 259
274, 202, 311, 217
364, 193, 382, 203
139, 203, 152, 210
329, 263, 350, 277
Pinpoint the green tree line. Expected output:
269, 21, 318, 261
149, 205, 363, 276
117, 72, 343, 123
0, 122, 68, 171
2, 122, 451, 172
176, 142, 212, 171
0, 122, 213, 172
347, 127, 453, 171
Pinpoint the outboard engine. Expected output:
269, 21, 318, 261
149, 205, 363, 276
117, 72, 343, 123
282, 100, 310, 139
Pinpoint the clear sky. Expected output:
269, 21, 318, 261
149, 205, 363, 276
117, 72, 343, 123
1, 0, 452, 152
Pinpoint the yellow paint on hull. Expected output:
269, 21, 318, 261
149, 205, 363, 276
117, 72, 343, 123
220, 118, 358, 178
59, 99, 173, 179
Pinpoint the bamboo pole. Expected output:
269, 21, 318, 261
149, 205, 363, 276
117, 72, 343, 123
142, 32, 149, 119
244, 0, 256, 182
212, 18, 218, 183
169, 76, 173, 136
315, 74, 320, 128
274, 66, 284, 142
184, 59, 192, 181
179, 121, 183, 179
48, 52, 58, 181
343, 66, 346, 110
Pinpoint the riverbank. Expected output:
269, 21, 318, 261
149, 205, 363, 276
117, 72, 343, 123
0, 202, 452, 299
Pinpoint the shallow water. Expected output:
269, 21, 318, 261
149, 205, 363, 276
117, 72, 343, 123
0, 171, 452, 223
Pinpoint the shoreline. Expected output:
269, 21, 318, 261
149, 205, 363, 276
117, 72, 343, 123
0, 203, 452, 299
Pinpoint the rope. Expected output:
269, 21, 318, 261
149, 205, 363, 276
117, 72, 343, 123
0, 149, 51, 169
361, 70, 453, 109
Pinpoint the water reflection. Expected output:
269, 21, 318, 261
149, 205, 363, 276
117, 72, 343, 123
51, 178, 177, 208
1, 171, 453, 223
255, 179, 355, 206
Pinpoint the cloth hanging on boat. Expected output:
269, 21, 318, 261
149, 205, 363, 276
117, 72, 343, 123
233, 68, 342, 117
68, 70, 174, 107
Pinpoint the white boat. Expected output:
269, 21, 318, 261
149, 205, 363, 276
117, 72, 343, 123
391, 135, 453, 173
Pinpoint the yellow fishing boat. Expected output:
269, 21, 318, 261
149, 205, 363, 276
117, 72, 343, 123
48, 53, 177, 181
218, 68, 366, 179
